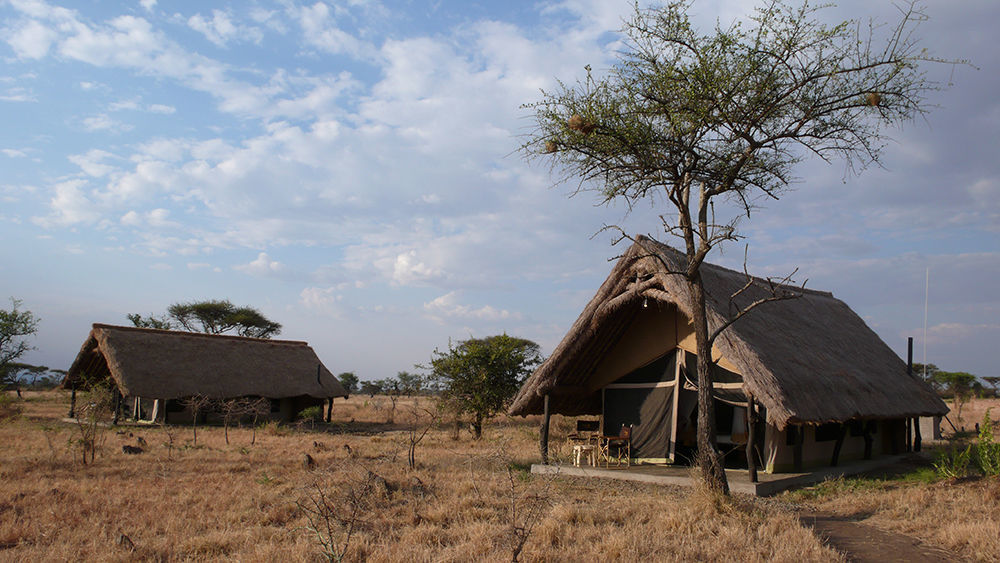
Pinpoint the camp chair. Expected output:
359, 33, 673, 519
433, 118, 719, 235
599, 424, 632, 468
567, 419, 601, 445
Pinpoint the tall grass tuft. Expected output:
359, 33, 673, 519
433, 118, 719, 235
933, 443, 973, 479
977, 409, 1000, 477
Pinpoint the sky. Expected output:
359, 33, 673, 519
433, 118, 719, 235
1, 0, 997, 382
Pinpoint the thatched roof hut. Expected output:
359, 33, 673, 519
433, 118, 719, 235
64, 324, 347, 401
510, 236, 946, 430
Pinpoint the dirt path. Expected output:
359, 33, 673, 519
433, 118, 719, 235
799, 512, 959, 563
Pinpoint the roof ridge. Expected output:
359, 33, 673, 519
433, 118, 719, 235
91, 323, 308, 345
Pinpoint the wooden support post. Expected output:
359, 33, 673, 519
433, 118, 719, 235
326, 397, 333, 423
793, 424, 804, 472
112, 388, 121, 425
863, 421, 873, 460
746, 395, 757, 483
907, 337, 923, 452
540, 393, 551, 464
68, 385, 77, 418
830, 424, 847, 466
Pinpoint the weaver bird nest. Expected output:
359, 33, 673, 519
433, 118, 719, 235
567, 114, 596, 134
865, 92, 882, 107
543, 140, 558, 154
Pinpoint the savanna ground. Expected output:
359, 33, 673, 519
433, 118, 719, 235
0, 391, 997, 562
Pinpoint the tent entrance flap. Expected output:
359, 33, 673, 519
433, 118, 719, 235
602, 351, 677, 460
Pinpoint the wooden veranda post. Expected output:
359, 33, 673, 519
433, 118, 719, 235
907, 337, 922, 452
540, 393, 551, 464
68, 383, 77, 418
793, 425, 804, 472
830, 423, 847, 466
746, 395, 758, 483
326, 397, 333, 423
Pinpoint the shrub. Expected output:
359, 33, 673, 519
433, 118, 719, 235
977, 409, 1000, 477
299, 406, 325, 423
933, 443, 973, 479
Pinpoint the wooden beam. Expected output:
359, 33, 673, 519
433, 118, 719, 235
830, 424, 847, 467
539, 393, 551, 464
793, 425, 804, 472
325, 397, 333, 423
746, 394, 758, 483
863, 421, 874, 460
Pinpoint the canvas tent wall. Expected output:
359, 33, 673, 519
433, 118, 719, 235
63, 324, 347, 422
510, 236, 947, 471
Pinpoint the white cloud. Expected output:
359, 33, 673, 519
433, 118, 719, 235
188, 9, 260, 47
2, 149, 28, 158
294, 2, 372, 58
0, 87, 36, 102
6, 19, 57, 59
33, 179, 101, 227
423, 291, 518, 322
82, 114, 132, 132
236, 252, 284, 276
69, 149, 117, 177
147, 103, 175, 114
139, 0, 157, 12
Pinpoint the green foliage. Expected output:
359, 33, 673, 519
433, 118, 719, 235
976, 410, 1000, 477
359, 380, 383, 397
933, 443, 973, 479
337, 372, 359, 394
127, 313, 174, 330
0, 362, 53, 390
130, 299, 282, 338
933, 371, 976, 398
426, 335, 542, 439
299, 405, 325, 423
396, 371, 424, 396
1, 298, 40, 385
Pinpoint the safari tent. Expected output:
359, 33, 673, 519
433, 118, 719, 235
62, 324, 348, 423
509, 237, 947, 473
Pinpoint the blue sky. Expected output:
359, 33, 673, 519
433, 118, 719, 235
2, 0, 997, 381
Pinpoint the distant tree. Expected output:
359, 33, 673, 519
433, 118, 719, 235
0, 363, 50, 396
360, 380, 383, 397
912, 363, 942, 392
935, 371, 977, 422
375, 376, 404, 423
426, 335, 542, 439
396, 371, 424, 396
337, 372, 359, 394
127, 313, 174, 330
1, 298, 40, 395
983, 376, 1000, 397
129, 299, 281, 338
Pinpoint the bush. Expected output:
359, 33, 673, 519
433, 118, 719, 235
299, 406, 324, 423
977, 410, 1000, 477
933, 443, 973, 479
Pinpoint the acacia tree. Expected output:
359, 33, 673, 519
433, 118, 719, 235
1, 298, 40, 393
427, 335, 542, 439
524, 1, 954, 493
129, 299, 281, 338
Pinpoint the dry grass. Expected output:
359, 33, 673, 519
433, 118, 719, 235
0, 391, 843, 562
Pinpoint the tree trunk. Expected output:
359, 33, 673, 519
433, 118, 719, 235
689, 277, 730, 495
473, 414, 483, 439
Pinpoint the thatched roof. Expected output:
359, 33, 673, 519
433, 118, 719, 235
63, 324, 347, 400
509, 236, 947, 428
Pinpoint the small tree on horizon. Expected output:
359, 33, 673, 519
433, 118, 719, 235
337, 372, 360, 395
129, 299, 282, 339
426, 335, 542, 439
1, 298, 40, 395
